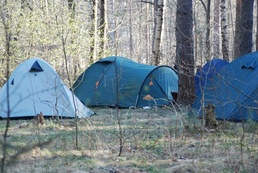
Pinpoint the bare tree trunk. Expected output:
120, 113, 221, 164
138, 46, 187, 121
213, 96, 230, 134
100, 0, 107, 57
137, 1, 143, 62
109, 0, 117, 53
205, 0, 211, 60
93, 0, 98, 61
220, 0, 229, 61
176, 0, 195, 104
239, 0, 254, 56
128, 0, 133, 57
234, 0, 241, 59
146, 3, 150, 64
1, 1, 11, 171
68, 0, 78, 81
213, 0, 220, 58
257, 0, 258, 51
89, 0, 98, 63
151, 0, 163, 66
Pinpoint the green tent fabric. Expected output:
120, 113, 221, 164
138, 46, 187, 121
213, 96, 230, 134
73, 56, 178, 108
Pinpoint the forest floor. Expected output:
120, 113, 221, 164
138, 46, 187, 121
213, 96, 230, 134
1, 106, 258, 173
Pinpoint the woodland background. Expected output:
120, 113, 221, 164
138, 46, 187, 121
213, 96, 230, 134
1, 1, 258, 172
0, 0, 257, 104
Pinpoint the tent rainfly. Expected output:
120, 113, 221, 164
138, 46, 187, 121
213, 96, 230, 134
72, 56, 178, 108
0, 58, 94, 118
192, 51, 258, 122
194, 58, 229, 97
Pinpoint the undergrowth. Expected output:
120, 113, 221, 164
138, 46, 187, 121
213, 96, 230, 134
0, 106, 257, 173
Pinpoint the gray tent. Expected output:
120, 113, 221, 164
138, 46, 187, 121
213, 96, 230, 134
0, 58, 94, 118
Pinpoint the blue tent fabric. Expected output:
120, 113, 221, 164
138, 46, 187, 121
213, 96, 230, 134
192, 52, 258, 122
73, 56, 178, 108
194, 59, 229, 97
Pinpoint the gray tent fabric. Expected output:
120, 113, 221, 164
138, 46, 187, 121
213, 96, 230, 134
0, 58, 94, 118
73, 56, 178, 108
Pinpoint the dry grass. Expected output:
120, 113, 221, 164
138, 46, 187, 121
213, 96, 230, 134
0, 106, 258, 173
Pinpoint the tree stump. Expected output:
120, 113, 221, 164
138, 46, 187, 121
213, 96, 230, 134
205, 103, 218, 129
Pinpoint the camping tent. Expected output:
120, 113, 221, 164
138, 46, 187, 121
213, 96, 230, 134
73, 56, 178, 108
195, 59, 229, 96
0, 58, 94, 118
192, 52, 258, 121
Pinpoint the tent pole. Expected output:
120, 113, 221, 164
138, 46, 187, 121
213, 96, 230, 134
135, 95, 139, 107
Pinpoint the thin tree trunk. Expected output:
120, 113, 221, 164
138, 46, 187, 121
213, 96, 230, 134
146, 3, 150, 64
256, 0, 258, 51
109, 0, 117, 54
151, 0, 163, 66
220, 0, 229, 61
89, 0, 98, 63
68, 0, 78, 81
205, 0, 211, 60
137, 1, 143, 62
213, 0, 220, 58
176, 0, 195, 104
93, 0, 98, 61
234, 0, 242, 59
1, 1, 11, 171
128, 0, 133, 57
99, 0, 107, 57
193, 2, 198, 63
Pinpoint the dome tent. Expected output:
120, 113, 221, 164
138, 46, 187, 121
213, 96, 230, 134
192, 52, 258, 122
73, 56, 178, 108
0, 58, 94, 118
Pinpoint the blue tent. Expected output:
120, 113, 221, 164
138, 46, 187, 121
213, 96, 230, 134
73, 56, 178, 108
192, 52, 258, 122
195, 59, 229, 96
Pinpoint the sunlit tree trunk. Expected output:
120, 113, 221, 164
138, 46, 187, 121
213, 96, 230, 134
220, 0, 229, 61
256, 0, 258, 51
176, 0, 195, 104
128, 0, 133, 57
151, 0, 163, 66
145, 3, 151, 64
0, 1, 11, 171
108, 0, 117, 54
93, 0, 98, 61
67, 0, 80, 149
89, 0, 98, 63
68, 0, 78, 81
100, 0, 107, 57
239, 0, 254, 56
206, 0, 211, 60
137, 1, 143, 62
213, 0, 220, 58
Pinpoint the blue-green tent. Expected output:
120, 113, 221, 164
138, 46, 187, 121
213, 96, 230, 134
192, 52, 258, 122
73, 56, 178, 108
